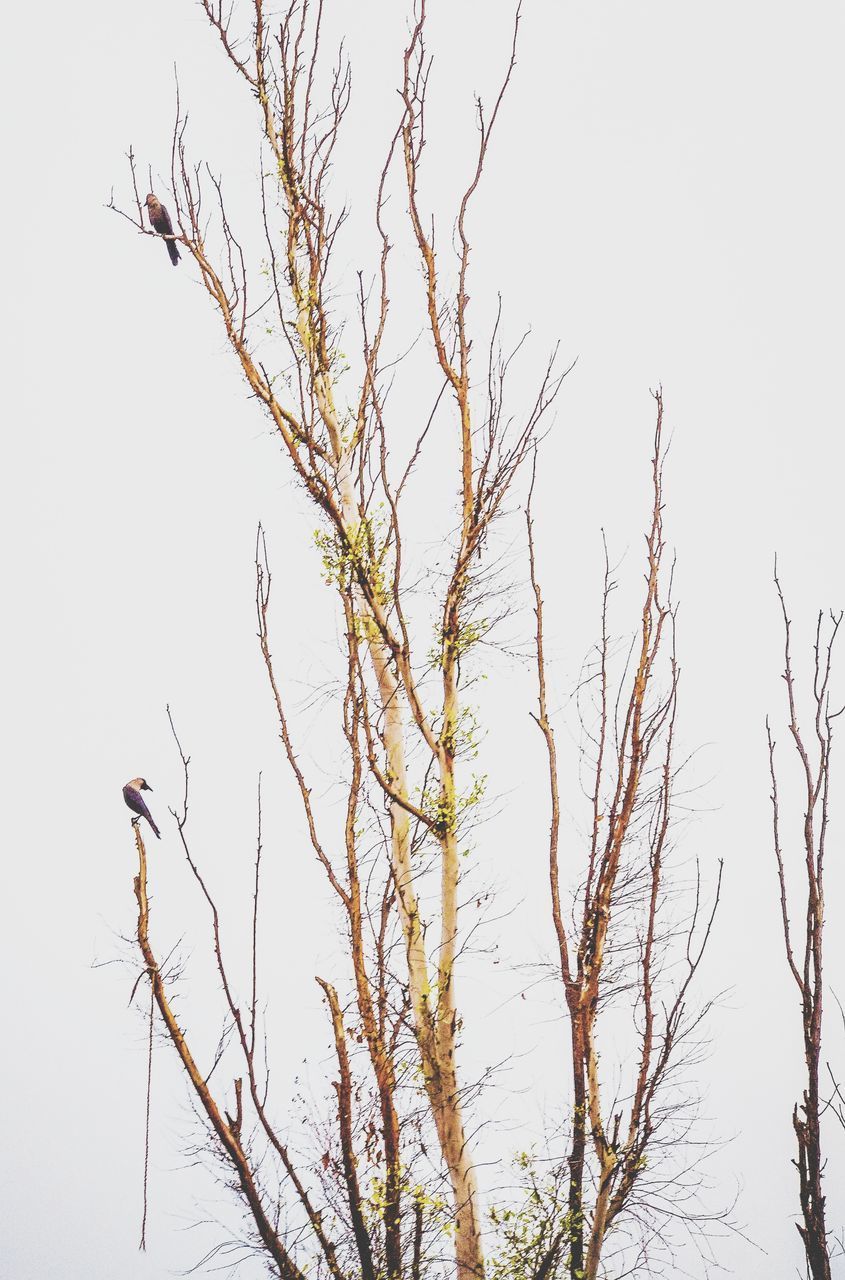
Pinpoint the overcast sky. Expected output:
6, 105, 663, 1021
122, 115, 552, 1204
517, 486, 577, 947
2, 2, 845, 1277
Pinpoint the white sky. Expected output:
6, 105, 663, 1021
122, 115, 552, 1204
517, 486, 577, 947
2, 2, 844, 1277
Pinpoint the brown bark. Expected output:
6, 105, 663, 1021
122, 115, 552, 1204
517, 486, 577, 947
133, 824, 317, 1280
529, 397, 719, 1277
113, 6, 570, 1278
768, 582, 840, 1280
319, 980, 377, 1280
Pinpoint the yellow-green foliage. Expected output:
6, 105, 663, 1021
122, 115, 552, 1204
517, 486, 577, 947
420, 773, 487, 837
488, 1151, 577, 1280
428, 617, 490, 670
364, 1173, 452, 1239
409, 1182, 454, 1238
440, 705, 482, 760
313, 509, 391, 602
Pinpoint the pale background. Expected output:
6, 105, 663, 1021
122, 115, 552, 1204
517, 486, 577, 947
2, 2, 844, 1277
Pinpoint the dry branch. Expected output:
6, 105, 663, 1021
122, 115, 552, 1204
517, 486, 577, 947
767, 573, 841, 1280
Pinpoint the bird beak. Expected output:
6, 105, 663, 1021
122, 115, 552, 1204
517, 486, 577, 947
144, 784, 153, 792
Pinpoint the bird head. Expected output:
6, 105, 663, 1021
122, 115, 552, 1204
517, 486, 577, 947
145, 193, 159, 210
128, 777, 152, 792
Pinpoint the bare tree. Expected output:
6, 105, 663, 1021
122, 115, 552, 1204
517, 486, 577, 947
529, 397, 722, 1279
112, 4, 720, 1277
767, 572, 842, 1280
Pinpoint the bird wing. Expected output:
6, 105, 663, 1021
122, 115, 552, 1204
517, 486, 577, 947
123, 784, 146, 817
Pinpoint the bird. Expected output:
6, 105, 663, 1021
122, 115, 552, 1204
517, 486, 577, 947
123, 778, 161, 839
145, 193, 181, 266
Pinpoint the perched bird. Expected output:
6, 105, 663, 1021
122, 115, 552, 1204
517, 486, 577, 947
145, 193, 180, 266
123, 777, 161, 839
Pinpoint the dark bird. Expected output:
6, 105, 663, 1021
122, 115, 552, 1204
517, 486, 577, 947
123, 777, 161, 839
145, 193, 180, 266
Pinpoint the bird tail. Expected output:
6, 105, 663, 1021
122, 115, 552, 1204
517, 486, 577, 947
149, 816, 162, 839
167, 239, 180, 267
